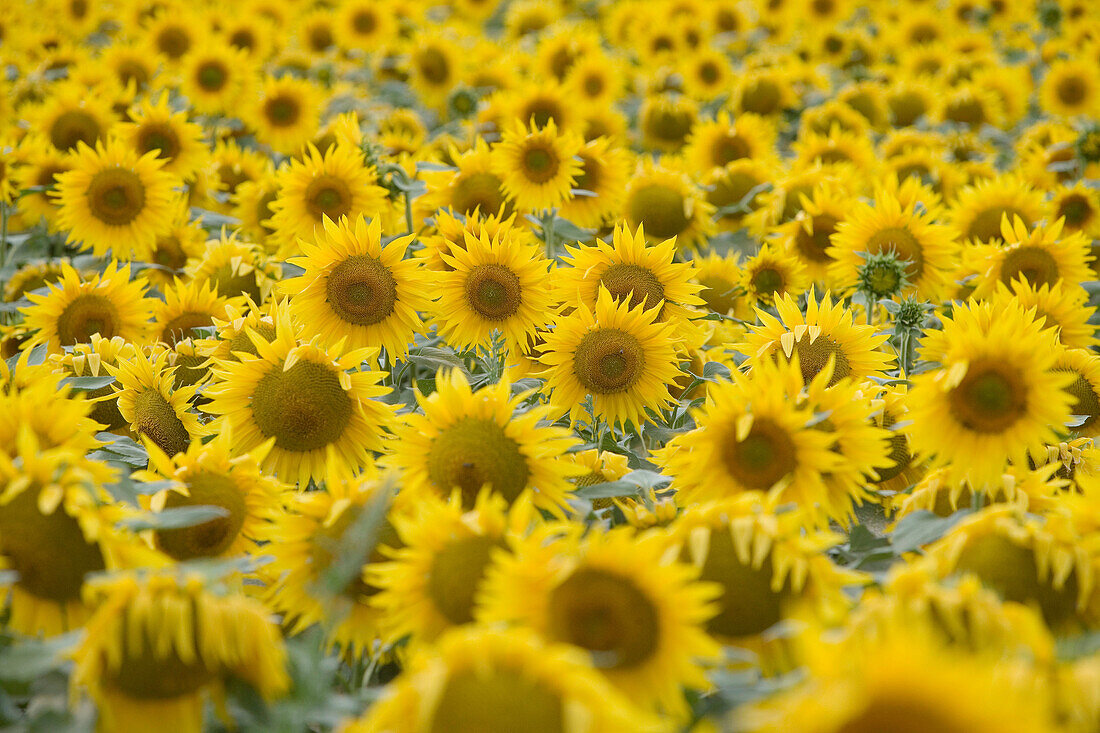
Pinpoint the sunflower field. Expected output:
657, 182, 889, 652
5, 0, 1100, 730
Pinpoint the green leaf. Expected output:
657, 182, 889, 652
701, 361, 732, 381
407, 346, 470, 378
0, 632, 81, 682
317, 475, 394, 598
891, 510, 969, 555
621, 469, 670, 491
88, 433, 148, 468
121, 505, 230, 532
574, 480, 641, 500
60, 375, 115, 390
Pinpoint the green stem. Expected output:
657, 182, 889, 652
403, 190, 414, 235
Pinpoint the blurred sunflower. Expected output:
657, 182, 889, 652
247, 75, 323, 155
622, 158, 714, 249
950, 174, 1046, 245
1040, 58, 1100, 118
72, 569, 288, 733
970, 215, 1093, 298
153, 278, 234, 347
184, 231, 279, 303
557, 136, 631, 228
480, 525, 720, 718
492, 118, 583, 212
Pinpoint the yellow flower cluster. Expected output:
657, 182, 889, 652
1, 0, 1100, 730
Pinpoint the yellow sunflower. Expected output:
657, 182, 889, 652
433, 228, 556, 353
970, 216, 1094, 298
386, 369, 581, 513
267, 143, 391, 258
152, 278, 234, 348
259, 465, 404, 655
927, 504, 1099, 632
541, 288, 683, 429
740, 288, 894, 387
478, 525, 720, 718
557, 222, 705, 325
0, 436, 141, 636
71, 569, 288, 733
557, 136, 631, 229
184, 231, 280, 303
792, 123, 878, 174
406, 32, 464, 110
48, 334, 138, 434
491, 117, 583, 212
369, 489, 524, 646
340, 627, 658, 732
988, 278, 1097, 350
906, 299, 1074, 490
26, 81, 114, 153
739, 244, 810, 309
950, 173, 1046, 245
1055, 347, 1100, 438
109, 347, 204, 459
282, 215, 430, 360
776, 181, 850, 285
21, 261, 152, 352
1040, 58, 1100, 118
116, 94, 207, 180
418, 138, 514, 220
684, 111, 777, 174
692, 251, 746, 317
53, 137, 180, 260
133, 427, 283, 561
892, 463, 1065, 521
334, 0, 396, 53
659, 495, 859, 669
10, 133, 72, 229
739, 622, 1057, 733
1050, 182, 1100, 238
204, 311, 394, 486
638, 93, 698, 154
828, 184, 959, 300
705, 158, 776, 232
247, 75, 324, 155
622, 158, 714, 250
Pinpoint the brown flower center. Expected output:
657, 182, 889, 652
721, 417, 797, 490
572, 327, 645, 395
325, 255, 397, 326
87, 166, 146, 226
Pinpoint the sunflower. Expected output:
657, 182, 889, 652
184, 231, 279, 303
48, 334, 138, 433
1051, 182, 1100, 238
622, 158, 714, 250
369, 489, 523, 646
388, 369, 580, 515
684, 111, 776, 174
110, 347, 204, 459
259, 466, 404, 654
1055, 347, 1100, 438
504, 78, 577, 131
4, 257, 70, 302
26, 81, 114, 153
10, 133, 72, 229
21, 261, 152, 352
792, 124, 878, 173
117, 97, 205, 182
0, 356, 103, 455
950, 174, 1046, 245
659, 495, 859, 667
0, 436, 139, 636
906, 299, 1074, 490
989, 278, 1097, 350
740, 288, 894, 387
478, 525, 719, 717
892, 464, 1065, 521
739, 622, 1058, 733
99, 42, 158, 93
776, 181, 849, 285
736, 65, 798, 117
281, 215, 429, 360
341, 627, 657, 732
739, 244, 810, 309
433, 228, 556, 353
210, 139, 270, 202
418, 138, 513, 220
141, 7, 203, 63
267, 143, 391, 258
418, 207, 533, 272
692, 251, 745, 317
868, 384, 924, 495
53, 138, 179, 260
555, 136, 631, 229
564, 51, 626, 109
970, 216, 1094, 298
334, 0, 396, 53
1040, 58, 1100, 118
199, 296, 286, 363
152, 278, 234, 348
541, 289, 683, 429
133, 427, 283, 561
927, 504, 1099, 632
828, 185, 958, 301
247, 75, 324, 155
71, 569, 289, 733
679, 46, 735, 100
231, 176, 280, 247
204, 311, 394, 486
406, 32, 463, 110
557, 222, 705, 324
705, 158, 776, 231
638, 93, 698, 153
